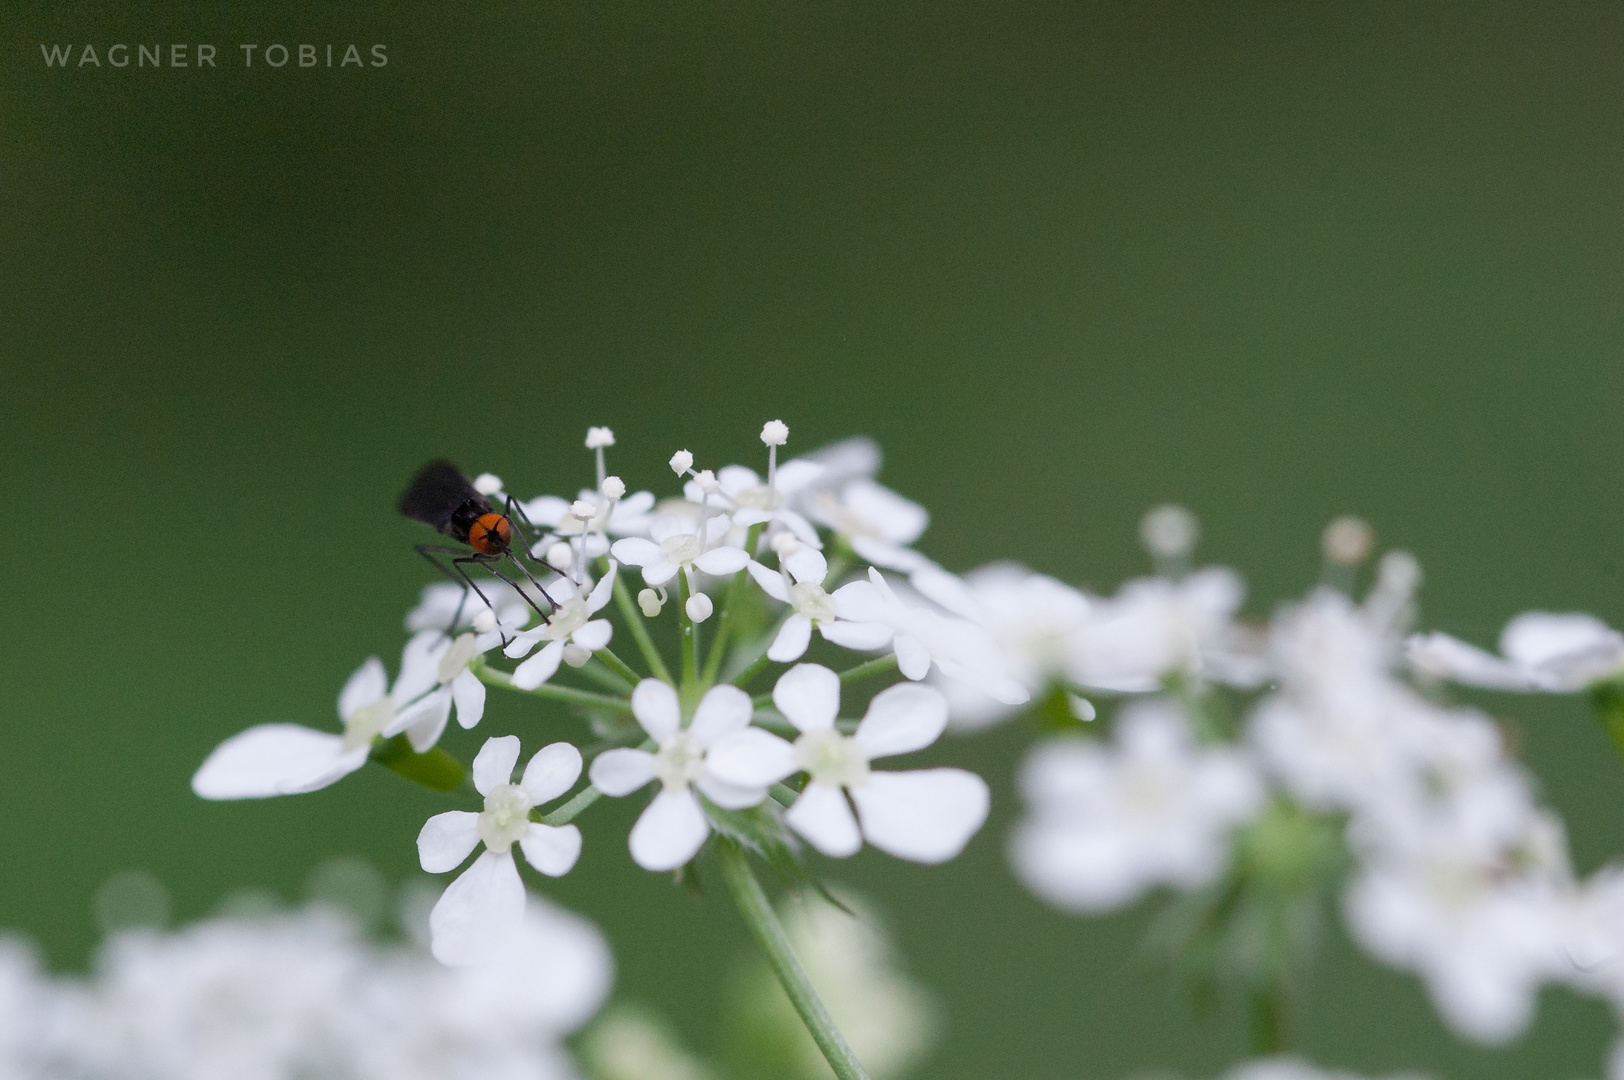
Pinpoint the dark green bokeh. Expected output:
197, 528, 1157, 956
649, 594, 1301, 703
5, 3, 1624, 1076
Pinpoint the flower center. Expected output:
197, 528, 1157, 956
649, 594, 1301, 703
342, 697, 394, 752
660, 534, 703, 566
477, 784, 535, 853
548, 599, 590, 641
734, 484, 782, 512
437, 633, 480, 684
652, 732, 707, 790
794, 728, 870, 788
790, 581, 838, 623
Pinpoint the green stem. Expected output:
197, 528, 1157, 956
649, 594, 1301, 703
612, 574, 674, 684
473, 660, 633, 713
714, 839, 872, 1080
596, 647, 642, 688
703, 523, 764, 686
731, 650, 776, 690
678, 570, 699, 691
540, 784, 603, 826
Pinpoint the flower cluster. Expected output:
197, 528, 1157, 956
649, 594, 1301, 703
0, 892, 610, 1080
193, 422, 1016, 971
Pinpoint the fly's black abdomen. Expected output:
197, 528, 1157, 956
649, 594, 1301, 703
398, 460, 492, 542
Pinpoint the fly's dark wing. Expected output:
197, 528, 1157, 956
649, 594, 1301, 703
399, 461, 487, 536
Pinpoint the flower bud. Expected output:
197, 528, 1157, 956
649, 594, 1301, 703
669, 449, 694, 474
1322, 515, 1374, 566
638, 588, 664, 617
760, 419, 789, 446
694, 469, 720, 496
686, 593, 714, 623
570, 499, 598, 522
547, 542, 574, 570
472, 609, 498, 634
585, 427, 615, 449
601, 476, 627, 501
472, 473, 504, 496
1139, 504, 1199, 561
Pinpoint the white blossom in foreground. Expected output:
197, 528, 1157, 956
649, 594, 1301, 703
1010, 700, 1263, 911
418, 736, 583, 965
589, 680, 764, 871
389, 620, 519, 748
611, 513, 750, 588
193, 657, 402, 800
747, 543, 891, 662
707, 664, 990, 862
835, 568, 1030, 706
502, 564, 618, 688
1408, 611, 1624, 692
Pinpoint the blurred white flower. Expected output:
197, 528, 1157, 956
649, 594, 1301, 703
389, 626, 511, 746
1011, 700, 1263, 911
589, 681, 763, 871
707, 664, 989, 863
418, 736, 583, 966
1408, 611, 1624, 692
1071, 568, 1261, 692
747, 545, 892, 662
805, 477, 931, 572
405, 579, 539, 636
684, 462, 825, 548
524, 487, 657, 559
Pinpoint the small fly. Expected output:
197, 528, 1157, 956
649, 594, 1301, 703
398, 460, 554, 637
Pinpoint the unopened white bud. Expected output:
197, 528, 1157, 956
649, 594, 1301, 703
547, 542, 574, 570
472, 473, 504, 496
1322, 515, 1374, 566
1067, 693, 1097, 722
638, 588, 663, 617
601, 476, 626, 501
1140, 504, 1199, 560
694, 469, 720, 495
570, 499, 598, 522
1376, 549, 1421, 597
562, 643, 591, 668
770, 531, 801, 555
669, 449, 694, 475
585, 427, 615, 449
760, 419, 789, 446
472, 609, 498, 634
685, 593, 714, 623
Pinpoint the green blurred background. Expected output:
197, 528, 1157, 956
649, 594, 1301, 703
4, 2, 1624, 1076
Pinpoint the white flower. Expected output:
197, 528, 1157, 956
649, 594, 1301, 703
193, 657, 405, 799
1070, 568, 1261, 692
1408, 611, 1624, 692
418, 736, 584, 966
684, 462, 825, 547
805, 478, 930, 572
589, 681, 764, 871
1010, 700, 1263, 912
405, 579, 538, 635
523, 488, 657, 559
610, 513, 749, 588
706, 664, 989, 863
747, 545, 892, 662
390, 626, 509, 749
834, 568, 1030, 705
502, 565, 618, 689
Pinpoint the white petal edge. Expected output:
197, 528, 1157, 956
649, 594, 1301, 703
472, 735, 522, 795
513, 640, 566, 689
696, 772, 769, 810
521, 741, 583, 804
631, 679, 682, 740
695, 546, 750, 576
705, 728, 798, 787
851, 768, 988, 864
629, 788, 710, 871
452, 670, 487, 729
855, 682, 948, 759
785, 782, 863, 857
609, 537, 662, 567
191, 725, 366, 800
768, 615, 814, 662
429, 850, 527, 966
772, 663, 841, 732
520, 822, 582, 877
589, 748, 657, 796
338, 657, 388, 720
418, 810, 481, 873
747, 560, 791, 602
691, 684, 754, 745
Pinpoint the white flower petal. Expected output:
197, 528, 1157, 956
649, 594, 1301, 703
452, 670, 486, 729
1407, 633, 1537, 690
429, 850, 526, 966
855, 683, 948, 759
816, 619, 892, 651
831, 580, 887, 623
472, 735, 522, 794
717, 465, 761, 497
691, 684, 754, 744
521, 495, 570, 526
785, 782, 862, 857
780, 510, 823, 548
642, 560, 680, 587
747, 560, 792, 602
573, 619, 613, 652
783, 546, 828, 585
772, 663, 841, 732
697, 772, 768, 809
338, 657, 388, 721
610, 537, 662, 567
629, 788, 710, 871
417, 811, 481, 872
191, 725, 366, 799
513, 640, 566, 690
695, 546, 750, 576
401, 692, 451, 752
589, 748, 657, 796
521, 741, 583, 804
851, 768, 988, 863
773, 459, 825, 494
894, 634, 932, 680
393, 630, 446, 704
503, 627, 547, 660
705, 728, 798, 787
587, 561, 619, 611
767, 615, 814, 662
520, 822, 582, 877
632, 679, 682, 740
